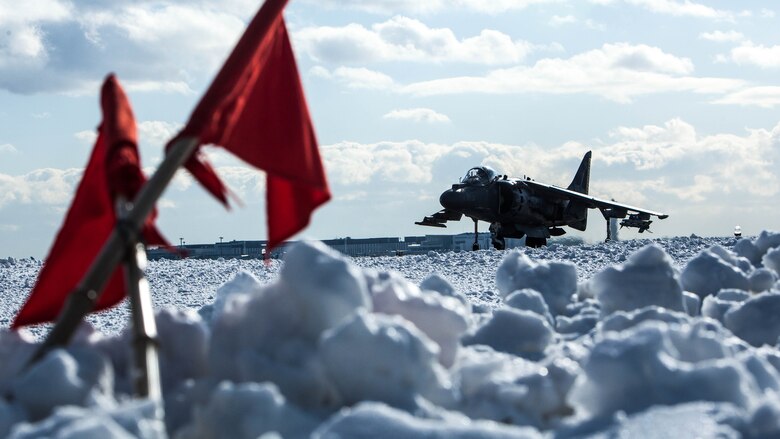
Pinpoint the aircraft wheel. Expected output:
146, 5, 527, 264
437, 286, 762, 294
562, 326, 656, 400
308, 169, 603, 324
472, 242, 480, 251
525, 237, 547, 248
492, 236, 506, 250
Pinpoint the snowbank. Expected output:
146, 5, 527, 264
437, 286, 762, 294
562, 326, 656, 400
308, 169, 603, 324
3, 233, 780, 437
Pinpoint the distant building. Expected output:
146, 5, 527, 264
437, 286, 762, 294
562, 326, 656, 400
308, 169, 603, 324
145, 233, 526, 260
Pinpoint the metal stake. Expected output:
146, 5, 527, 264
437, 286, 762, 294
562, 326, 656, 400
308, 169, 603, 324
31, 136, 200, 363
116, 198, 164, 405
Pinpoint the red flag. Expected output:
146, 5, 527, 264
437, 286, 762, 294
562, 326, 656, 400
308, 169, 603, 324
171, 0, 330, 251
12, 75, 168, 328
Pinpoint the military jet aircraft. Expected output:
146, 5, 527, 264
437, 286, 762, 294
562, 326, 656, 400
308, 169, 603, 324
415, 151, 668, 250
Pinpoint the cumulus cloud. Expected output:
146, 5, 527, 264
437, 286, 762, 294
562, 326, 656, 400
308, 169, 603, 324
320, 118, 780, 208
383, 108, 451, 123
0, 143, 18, 154
0, 0, 246, 94
728, 43, 780, 68
699, 30, 744, 43
593, 118, 780, 198
305, 0, 560, 15
0, 0, 72, 70
138, 121, 182, 148
712, 87, 780, 108
312, 66, 398, 91
0, 168, 82, 209
399, 43, 741, 103
592, 0, 733, 20
74, 130, 97, 145
549, 15, 577, 26
294, 16, 537, 65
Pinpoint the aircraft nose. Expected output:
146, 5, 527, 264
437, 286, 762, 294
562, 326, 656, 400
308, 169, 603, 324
440, 189, 464, 210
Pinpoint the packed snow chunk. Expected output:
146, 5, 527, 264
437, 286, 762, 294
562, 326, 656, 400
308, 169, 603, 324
750, 268, 778, 293
681, 246, 751, 299
419, 273, 467, 304
11, 348, 114, 421
496, 251, 577, 315
8, 402, 165, 439
763, 247, 780, 275
559, 402, 745, 439
597, 306, 691, 334
313, 402, 542, 439
683, 291, 701, 316
319, 310, 451, 409
0, 399, 25, 439
755, 230, 780, 256
556, 311, 599, 337
208, 284, 339, 409
203, 270, 263, 322
735, 238, 763, 267
452, 345, 579, 428
504, 289, 554, 325
177, 381, 316, 439
725, 292, 780, 347
463, 308, 553, 360
569, 321, 755, 418
371, 272, 469, 367
100, 308, 209, 396
0, 330, 36, 396
702, 289, 750, 324
748, 396, 780, 438
281, 240, 371, 338
588, 245, 684, 316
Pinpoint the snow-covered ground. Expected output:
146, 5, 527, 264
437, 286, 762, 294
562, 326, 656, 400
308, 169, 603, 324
1, 232, 780, 438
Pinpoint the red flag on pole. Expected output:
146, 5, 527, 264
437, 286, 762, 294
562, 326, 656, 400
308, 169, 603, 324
171, 0, 330, 251
12, 75, 168, 328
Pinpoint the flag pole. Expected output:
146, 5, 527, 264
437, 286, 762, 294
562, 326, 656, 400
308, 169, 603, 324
31, 136, 200, 363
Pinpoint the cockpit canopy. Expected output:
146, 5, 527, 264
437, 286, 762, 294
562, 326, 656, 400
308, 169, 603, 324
460, 166, 497, 186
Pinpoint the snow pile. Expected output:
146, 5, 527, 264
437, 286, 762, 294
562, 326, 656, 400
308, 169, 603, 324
587, 244, 685, 316
2, 231, 780, 437
495, 252, 577, 315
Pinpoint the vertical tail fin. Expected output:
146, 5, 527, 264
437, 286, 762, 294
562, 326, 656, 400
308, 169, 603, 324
564, 151, 591, 231
567, 151, 591, 195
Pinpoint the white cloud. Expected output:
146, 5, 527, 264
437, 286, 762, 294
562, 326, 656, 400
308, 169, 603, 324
0, 143, 18, 154
320, 118, 780, 209
760, 8, 776, 18
294, 16, 537, 65
0, 1, 245, 94
0, 168, 82, 209
593, 0, 733, 19
314, 67, 398, 91
712, 87, 780, 108
549, 15, 577, 26
728, 43, 780, 68
399, 43, 741, 103
698, 30, 744, 43
138, 121, 182, 148
0, 224, 20, 232
383, 108, 451, 123
306, 0, 560, 15
0, 0, 72, 70
74, 130, 97, 144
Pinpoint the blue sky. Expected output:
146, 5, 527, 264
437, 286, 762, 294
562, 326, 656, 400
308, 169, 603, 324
1, 0, 779, 258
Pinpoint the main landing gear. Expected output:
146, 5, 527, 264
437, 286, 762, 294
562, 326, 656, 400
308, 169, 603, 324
525, 237, 547, 248
489, 223, 506, 250
472, 218, 480, 251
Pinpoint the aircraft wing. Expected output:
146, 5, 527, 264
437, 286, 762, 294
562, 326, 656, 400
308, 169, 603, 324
523, 180, 668, 219
415, 209, 463, 228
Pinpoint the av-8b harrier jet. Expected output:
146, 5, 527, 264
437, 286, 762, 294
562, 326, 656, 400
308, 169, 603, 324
415, 151, 668, 250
